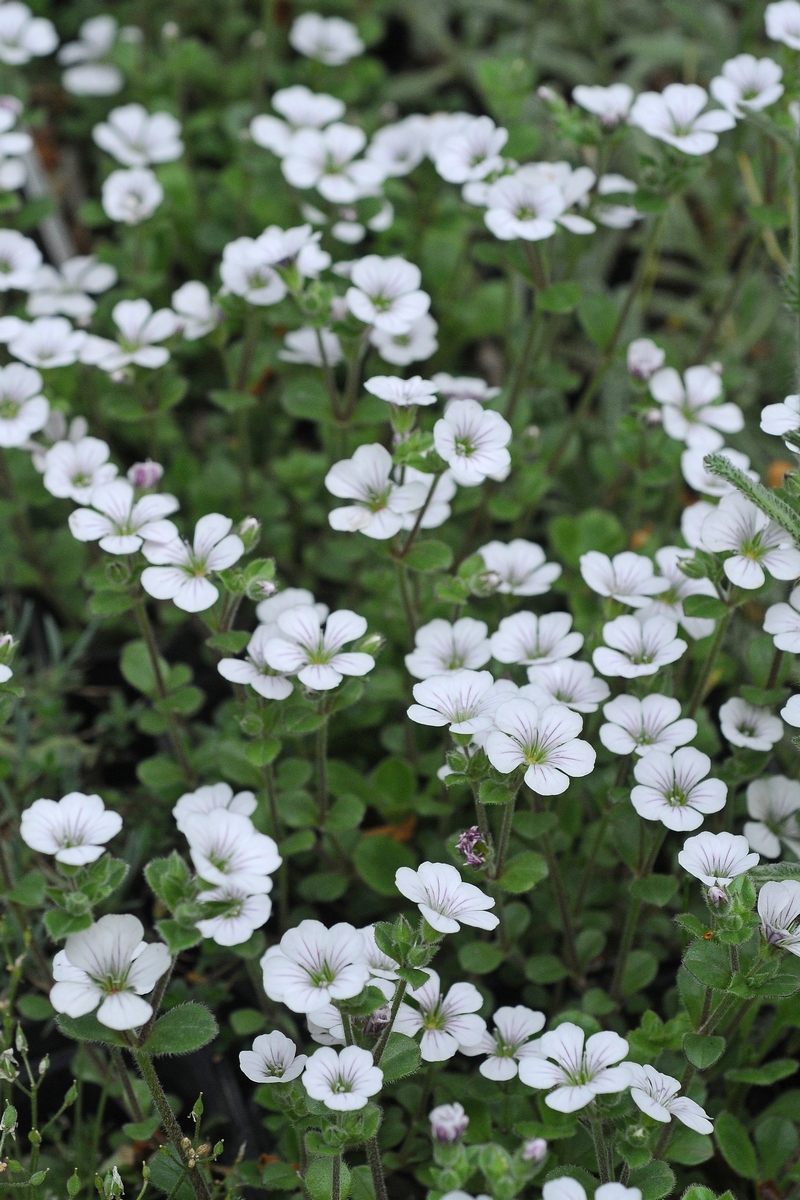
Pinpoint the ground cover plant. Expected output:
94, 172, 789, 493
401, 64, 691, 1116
7, 2, 800, 1200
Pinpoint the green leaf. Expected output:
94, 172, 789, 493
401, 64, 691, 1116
305, 1159, 351, 1200
16, 995, 54, 1020
145, 852, 194, 911
403, 539, 453, 573
749, 862, 800, 883
664, 1128, 713, 1166
537, 282, 581, 313
479, 779, 514, 805
230, 1008, 265, 1036
577, 293, 619, 350
715, 1111, 759, 1180
245, 737, 282, 766
280, 377, 332, 423
156, 920, 203, 955
123, 1116, 161, 1140
682, 594, 727, 619
726, 1058, 798, 1085
324, 795, 366, 833
283, 705, 325, 734
44, 909, 92, 940
261, 1161, 303, 1191
298, 871, 349, 901
281, 829, 316, 856
499, 851, 548, 893
630, 875, 678, 906
755, 1116, 798, 1178
525, 954, 569, 984
549, 508, 625, 567
373, 756, 415, 813
621, 950, 658, 995
512, 811, 558, 839
140, 1003, 218, 1056
379, 1031, 421, 1082
354, 836, 416, 896
628, 1160, 676, 1200
137, 756, 186, 794
89, 590, 135, 616
749, 203, 788, 229
205, 630, 250, 653
683, 939, 732, 990
7, 870, 46, 907
120, 640, 165, 697
146, 1146, 196, 1200
458, 942, 505, 975
683, 1033, 726, 1069
57, 1012, 126, 1046
209, 389, 256, 413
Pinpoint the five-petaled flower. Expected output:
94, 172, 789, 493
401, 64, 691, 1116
460, 1005, 545, 1080
21, 792, 122, 865
68, 478, 178, 555
261, 920, 369, 1012
627, 1064, 713, 1132
239, 1031, 307, 1084
140, 513, 244, 613
519, 1022, 630, 1112
263, 607, 375, 691
395, 969, 486, 1061
631, 748, 727, 830
302, 1045, 383, 1111
678, 831, 759, 902
486, 697, 596, 795
395, 861, 499, 933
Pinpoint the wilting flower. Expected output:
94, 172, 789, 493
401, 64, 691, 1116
101, 168, 164, 225
303, 1045, 382, 1111
182, 809, 280, 893
710, 55, 784, 116
456, 826, 489, 868
701, 493, 800, 589
593, 616, 687, 679
395, 969, 486, 1061
579, 551, 668, 607
262, 920, 369, 1011
27, 256, 117, 321
631, 748, 727, 831
629, 84, 735, 155
68, 479, 178, 555
460, 1005, 545, 1081
745, 776, 800, 859
599, 694, 697, 757
50, 915, 170, 1030
429, 1102, 469, 1142
491, 612, 583, 667
477, 539, 561, 595
93, 104, 183, 166
239, 1031, 307, 1084
523, 661, 610, 714
325, 443, 426, 539
141, 513, 244, 612
0, 363, 48, 447
20, 792, 122, 865
627, 338, 665, 381
519, 1022, 630, 1112
218, 625, 295, 701
522, 1138, 548, 1163
288, 12, 364, 65
719, 698, 783, 751
486, 698, 596, 795
648, 365, 743, 450
758, 879, 800, 954
395, 861, 499, 933
405, 618, 491, 679
407, 669, 511, 734
263, 607, 374, 691
627, 1064, 713, 1132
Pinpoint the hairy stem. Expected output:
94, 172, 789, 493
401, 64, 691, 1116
132, 1048, 212, 1200
365, 1134, 389, 1200
133, 601, 196, 785
373, 980, 408, 1065
686, 608, 732, 718
110, 1046, 144, 1123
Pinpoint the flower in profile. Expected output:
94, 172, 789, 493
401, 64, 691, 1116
491, 612, 584, 667
766, 1, 800, 49
0, 3, 57, 65
68, 479, 178, 555
760, 393, 800, 446
758, 880, 800, 953
710, 55, 783, 116
262, 921, 369, 1012
701, 493, 800, 589
429, 1102, 469, 1143
764, 588, 800, 653
141, 514, 244, 612
395, 969, 486, 1061
0, 229, 41, 291
20, 792, 122, 865
127, 459, 163, 489
58, 15, 124, 96
631, 748, 726, 831
289, 12, 364, 65
371, 313, 439, 365
579, 551, 668, 607
395, 861, 499, 933
678, 831, 758, 903
627, 1064, 713, 1132
239, 1032, 307, 1084
182, 809, 281, 893
81, 299, 179, 373
93, 104, 183, 166
629, 84, 735, 154
263, 607, 374, 691
101, 168, 164, 225
573, 83, 634, 126
648, 365, 743, 450
218, 625, 295, 701
303, 1045, 382, 1112
593, 615, 687, 679
477, 539, 561, 595
7, 317, 86, 369
745, 776, 800, 859
195, 883, 272, 946
460, 1005, 545, 1080
280, 326, 342, 366
522, 661, 610, 714
0, 363, 48, 447
486, 697, 596, 795
346, 255, 430, 335
636, 546, 719, 639
407, 669, 510, 734
432, 373, 500, 403
50, 915, 170, 1030
434, 116, 508, 184
172, 282, 221, 340
27, 256, 117, 322
599, 694, 696, 757
325, 443, 426, 539
405, 618, 491, 680
172, 782, 257, 834
364, 375, 438, 408
518, 1022, 630, 1112
456, 826, 489, 868
627, 338, 665, 381
719, 698, 783, 751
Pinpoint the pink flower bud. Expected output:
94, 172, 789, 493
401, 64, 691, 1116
522, 1137, 547, 1163
127, 460, 164, 489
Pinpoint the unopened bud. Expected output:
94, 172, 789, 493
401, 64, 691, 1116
521, 1137, 547, 1163
181, 1137, 191, 1149
38, 1054, 49, 1077
707, 885, 728, 906
626, 337, 665, 382
1, 1102, 17, 1132
236, 517, 261, 551
429, 1102, 469, 1143
127, 459, 164, 489
161, 21, 180, 38
67, 1170, 81, 1197
356, 632, 384, 657
14, 1025, 27, 1053
252, 579, 277, 599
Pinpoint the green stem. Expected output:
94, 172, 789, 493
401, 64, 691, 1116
137, 960, 174, 1047
766, 647, 784, 690
133, 601, 196, 785
316, 714, 329, 825
531, 793, 582, 984
399, 471, 444, 558
373, 981, 407, 1065
503, 301, 541, 423
694, 235, 758, 363
365, 1134, 389, 1200
491, 793, 517, 881
332, 1152, 341, 1200
110, 1046, 144, 1122
611, 827, 666, 1000
395, 559, 418, 641
589, 1114, 611, 1184
132, 1048, 212, 1200
263, 762, 288, 930
686, 609, 732, 718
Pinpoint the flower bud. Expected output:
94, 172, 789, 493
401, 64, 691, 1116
67, 1170, 82, 1197
1, 1103, 17, 1132
626, 338, 665, 382
14, 1024, 27, 1053
236, 516, 261, 551
0, 633, 15, 665
38, 1054, 49, 1077
429, 1102, 469, 1143
103, 1166, 124, 1199
162, 21, 180, 38
521, 1137, 547, 1163
355, 632, 384, 657
127, 459, 164, 489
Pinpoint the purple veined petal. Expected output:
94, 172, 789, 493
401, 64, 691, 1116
420, 1028, 459, 1061
174, 576, 219, 613
205, 533, 245, 571
329, 651, 374, 676
329, 504, 374, 532
297, 662, 343, 690
69, 507, 113, 542
277, 605, 324, 646
140, 566, 188, 601
546, 1083, 600, 1112
324, 609, 368, 651
524, 763, 570, 795
50, 978, 103, 1018
193, 513, 233, 557
485, 731, 527, 773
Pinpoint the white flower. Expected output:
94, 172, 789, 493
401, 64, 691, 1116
43, 437, 117, 503
593, 615, 687, 679
172, 282, 221, 340
484, 173, 564, 241
220, 237, 285, 306
395, 861, 499, 933
8, 317, 86, 369
280, 326, 342, 366
459, 1005, 545, 1080
0, 3, 57, 65
637, 546, 719, 639
367, 116, 429, 177
27, 257, 117, 322
519, 1022, 630, 1112
758, 879, 800, 954
0, 104, 30, 193
68, 479, 178, 555
648, 366, 743, 450
172, 782, 257, 835
50, 915, 170, 1031
58, 15, 124, 96
102, 168, 163, 225
289, 12, 364, 65
346, 255, 429, 335
256, 588, 328, 626
719, 697, 783, 751
678, 831, 758, 903
0, 363, 48, 447
573, 83, 634, 127
745, 776, 800, 859
631, 748, 727, 831
283, 124, 383, 203
434, 116, 508, 184
262, 920, 369, 1011
701, 493, 800, 589
710, 55, 783, 117
20, 792, 122, 865
82, 299, 178, 373
627, 338, 665, 381
429, 1102, 469, 1142
405, 618, 491, 680
544, 1182, 641, 1200
629, 84, 735, 155
782, 695, 800, 727
218, 625, 295, 701
263, 607, 374, 691
93, 104, 183, 166
195, 883, 272, 946
579, 550, 668, 607
364, 375, 438, 408
182, 809, 280, 893
397, 467, 457, 530
256, 223, 331, 277
303, 1045, 382, 1111
599, 694, 697, 757
524, 161, 597, 233
0, 229, 41, 291
627, 1064, 713, 1133
681, 500, 717, 551
140, 513, 244, 613
761, 393, 800, 446
251, 86, 344, 155
325, 443, 426, 540
764, 587, 800, 653
394, 969, 486, 1061
407, 669, 511, 734
595, 174, 641, 230
766, 1, 800, 49
681, 447, 757, 499
433, 399, 511, 486
486, 698, 596, 795
239, 1032, 307, 1084
491, 612, 584, 667
523, 661, 610, 714
477, 539, 561, 595
371, 313, 438, 365
432, 373, 500, 403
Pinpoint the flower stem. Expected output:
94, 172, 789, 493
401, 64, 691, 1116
395, 559, 419, 641
589, 1113, 611, 1184
332, 1151, 341, 1200
132, 1047, 212, 1200
365, 1134, 389, 1200
373, 980, 407, 1065
133, 600, 196, 786
686, 608, 732, 718
316, 713, 330, 825
110, 1045, 144, 1122
531, 792, 583, 985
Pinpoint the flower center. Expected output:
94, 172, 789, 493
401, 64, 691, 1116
0, 398, 19, 419
665, 786, 688, 807
422, 1004, 446, 1031
739, 537, 764, 562
454, 437, 475, 458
